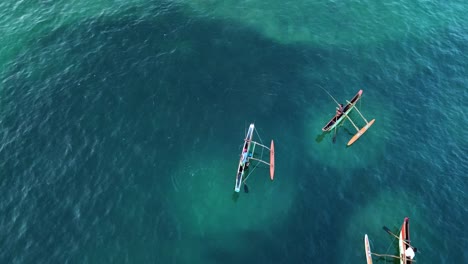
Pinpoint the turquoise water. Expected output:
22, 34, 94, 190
0, 1, 467, 263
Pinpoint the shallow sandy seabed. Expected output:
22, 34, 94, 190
179, 0, 462, 46
168, 141, 295, 237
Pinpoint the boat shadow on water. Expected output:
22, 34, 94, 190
315, 127, 354, 144
232, 192, 240, 202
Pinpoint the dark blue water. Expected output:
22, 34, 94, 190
0, 1, 466, 263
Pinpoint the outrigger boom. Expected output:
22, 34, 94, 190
234, 124, 275, 193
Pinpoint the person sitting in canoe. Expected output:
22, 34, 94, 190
405, 247, 416, 260
336, 104, 344, 115
241, 151, 248, 163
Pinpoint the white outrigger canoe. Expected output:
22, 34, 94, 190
234, 123, 275, 193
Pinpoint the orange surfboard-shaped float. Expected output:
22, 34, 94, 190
347, 118, 375, 146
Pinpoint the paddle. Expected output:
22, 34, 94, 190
332, 126, 337, 143
371, 253, 417, 262
383, 226, 418, 252
243, 183, 249, 193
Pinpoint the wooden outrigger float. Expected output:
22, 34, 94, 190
321, 89, 375, 146
234, 123, 275, 193
364, 217, 417, 264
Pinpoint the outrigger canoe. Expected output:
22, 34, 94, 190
234, 123, 275, 193
321, 89, 375, 146
399, 217, 413, 264
322, 89, 362, 132
234, 124, 254, 192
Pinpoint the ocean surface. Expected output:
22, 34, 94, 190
0, 0, 467, 263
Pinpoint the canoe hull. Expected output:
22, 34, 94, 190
234, 124, 254, 192
322, 90, 363, 132
399, 217, 412, 264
